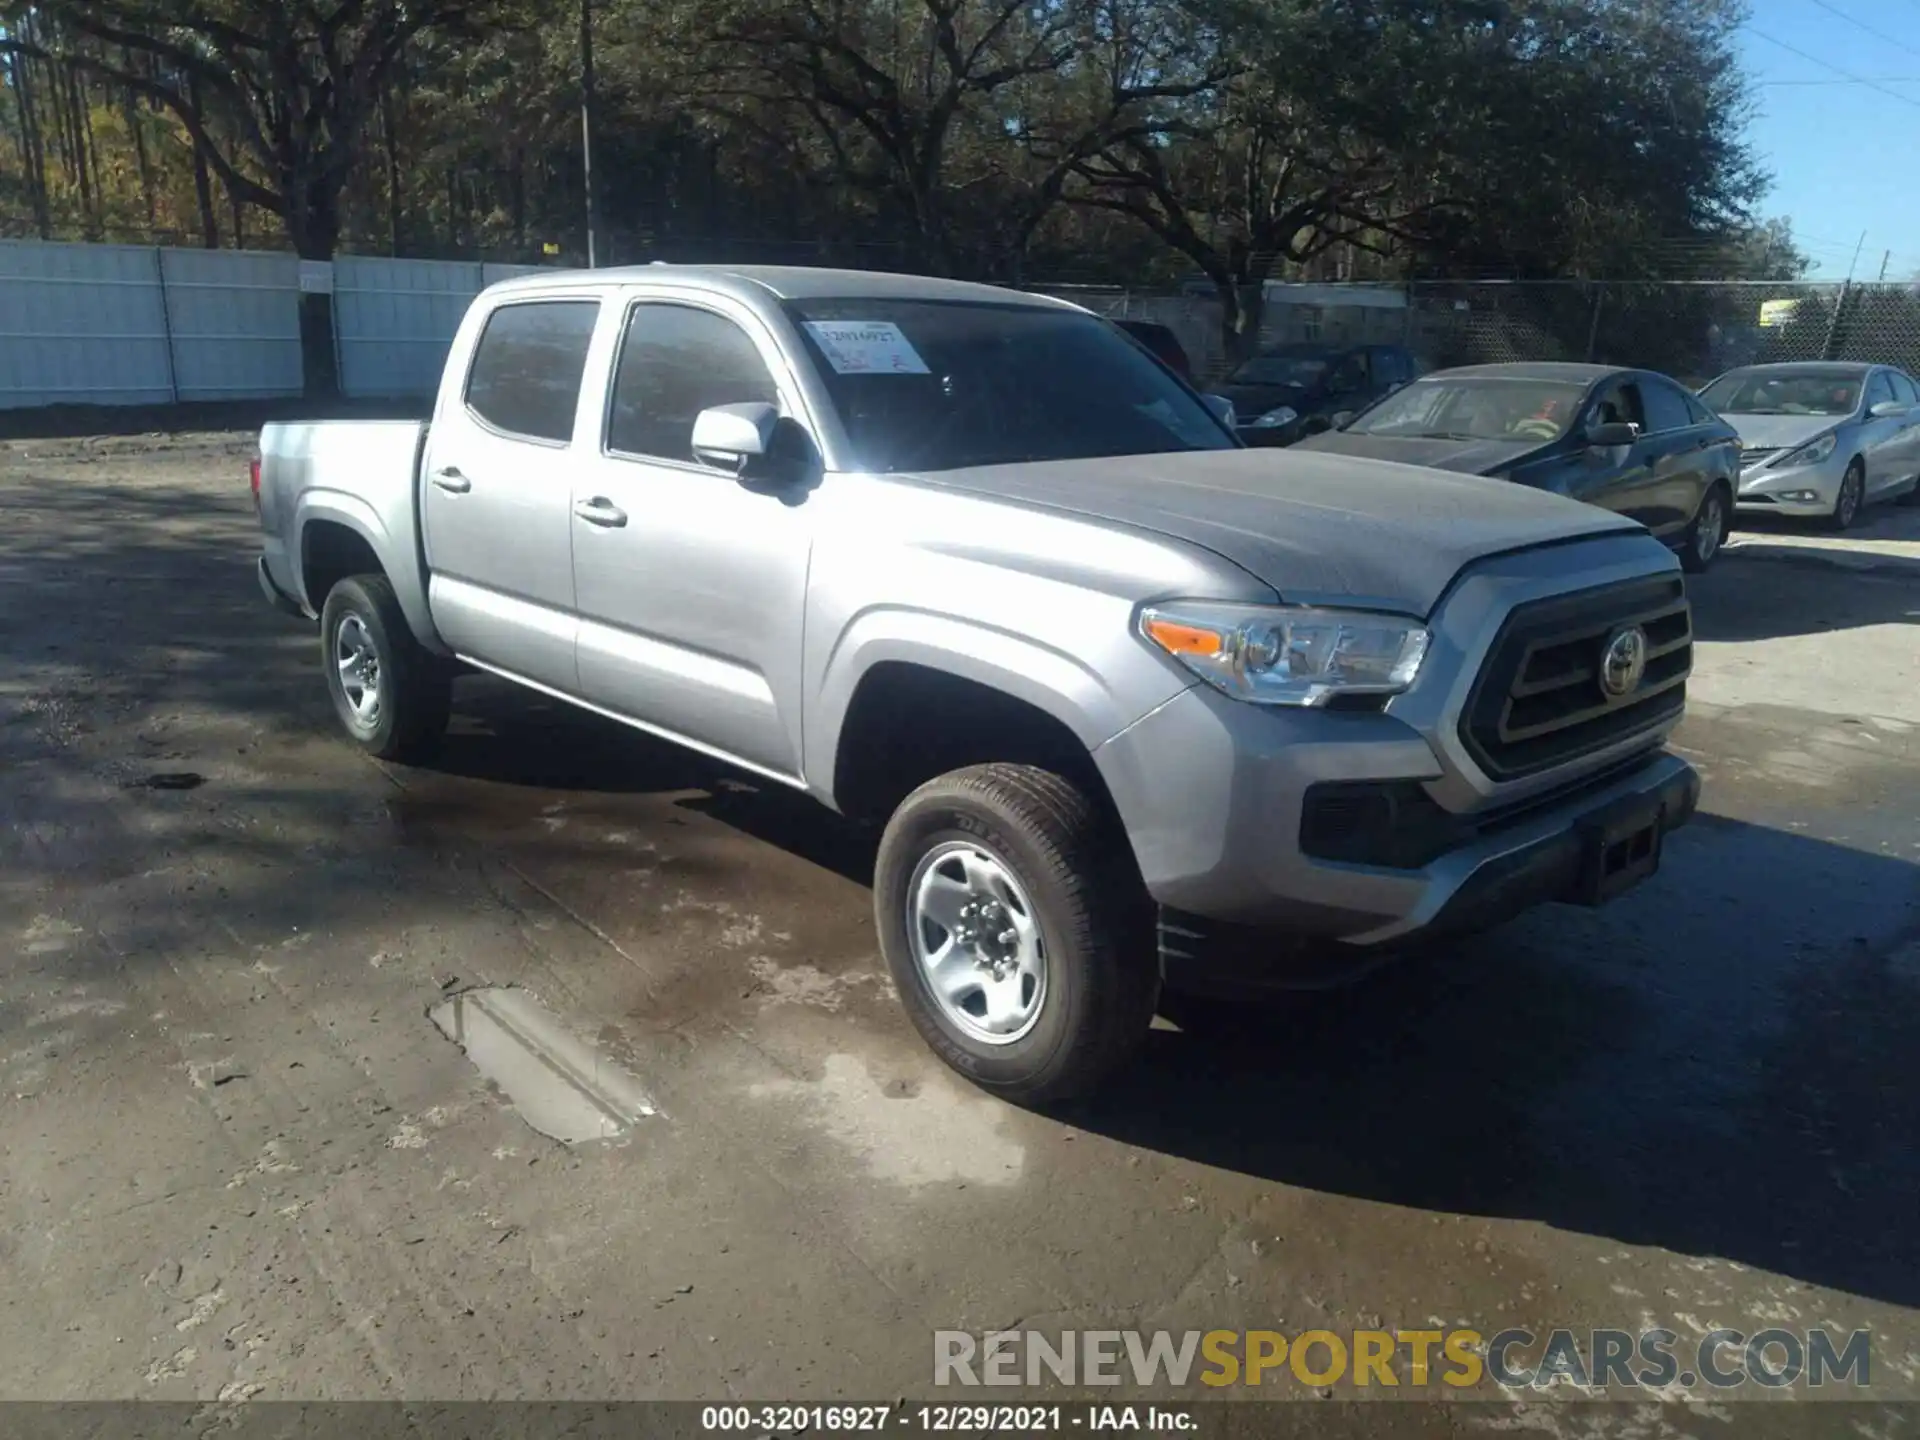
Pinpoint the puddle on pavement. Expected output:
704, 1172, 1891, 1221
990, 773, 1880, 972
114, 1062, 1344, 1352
427, 987, 655, 1143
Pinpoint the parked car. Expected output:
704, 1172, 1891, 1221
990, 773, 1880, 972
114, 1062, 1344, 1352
255, 267, 1699, 1102
1697, 361, 1920, 529
1294, 362, 1741, 572
1212, 341, 1421, 446
1113, 318, 1193, 381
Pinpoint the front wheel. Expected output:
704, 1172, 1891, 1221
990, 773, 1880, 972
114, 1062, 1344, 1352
1826, 462, 1865, 531
320, 574, 450, 762
874, 764, 1159, 1104
1679, 484, 1730, 573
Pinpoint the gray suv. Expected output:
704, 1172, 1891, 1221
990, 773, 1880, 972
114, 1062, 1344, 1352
254, 266, 1700, 1102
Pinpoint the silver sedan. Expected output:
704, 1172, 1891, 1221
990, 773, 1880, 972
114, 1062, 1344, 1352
1699, 362, 1920, 529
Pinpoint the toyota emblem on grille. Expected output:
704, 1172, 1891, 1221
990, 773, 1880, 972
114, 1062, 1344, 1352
1600, 626, 1648, 699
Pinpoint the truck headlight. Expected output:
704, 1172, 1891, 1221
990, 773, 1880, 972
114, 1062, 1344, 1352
1780, 432, 1838, 467
1140, 603, 1430, 706
1249, 405, 1299, 429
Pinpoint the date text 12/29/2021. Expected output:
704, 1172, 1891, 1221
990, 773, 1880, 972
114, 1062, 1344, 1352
700, 1405, 1198, 1433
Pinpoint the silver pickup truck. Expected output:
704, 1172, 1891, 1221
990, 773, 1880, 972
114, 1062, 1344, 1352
255, 265, 1699, 1101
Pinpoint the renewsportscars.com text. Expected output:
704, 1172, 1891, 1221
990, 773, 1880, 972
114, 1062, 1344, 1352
933, 1327, 1873, 1392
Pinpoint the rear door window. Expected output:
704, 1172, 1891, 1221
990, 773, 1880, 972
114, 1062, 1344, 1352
1639, 377, 1698, 434
465, 301, 601, 444
1865, 370, 1897, 411
1888, 371, 1919, 406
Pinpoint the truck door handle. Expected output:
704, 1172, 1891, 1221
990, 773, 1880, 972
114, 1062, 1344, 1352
573, 497, 628, 528
431, 467, 471, 494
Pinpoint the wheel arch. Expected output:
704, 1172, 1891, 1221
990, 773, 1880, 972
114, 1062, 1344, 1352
295, 492, 444, 653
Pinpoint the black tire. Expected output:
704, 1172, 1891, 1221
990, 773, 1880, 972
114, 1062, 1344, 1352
1679, 482, 1730, 574
1825, 462, 1865, 532
874, 764, 1159, 1104
319, 574, 450, 762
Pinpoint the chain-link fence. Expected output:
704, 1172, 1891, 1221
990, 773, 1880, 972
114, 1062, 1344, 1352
1032, 283, 1415, 383
1406, 280, 1920, 386
1035, 279, 1920, 387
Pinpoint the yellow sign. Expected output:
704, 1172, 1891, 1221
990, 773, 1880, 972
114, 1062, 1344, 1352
542, 242, 562, 257
1758, 298, 1800, 328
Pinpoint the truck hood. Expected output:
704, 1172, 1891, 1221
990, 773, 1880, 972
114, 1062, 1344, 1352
906, 449, 1640, 616
1719, 413, 1847, 451
1291, 430, 1545, 475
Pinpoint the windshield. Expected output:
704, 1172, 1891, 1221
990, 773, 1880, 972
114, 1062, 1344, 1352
1228, 354, 1329, 388
1700, 370, 1863, 417
786, 299, 1234, 472
1346, 377, 1589, 441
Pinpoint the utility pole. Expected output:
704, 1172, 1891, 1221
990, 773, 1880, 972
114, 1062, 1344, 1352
581, 0, 600, 268
1878, 249, 1891, 283
1821, 230, 1868, 360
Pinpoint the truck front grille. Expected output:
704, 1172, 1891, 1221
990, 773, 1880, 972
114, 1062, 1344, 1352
1460, 575, 1691, 781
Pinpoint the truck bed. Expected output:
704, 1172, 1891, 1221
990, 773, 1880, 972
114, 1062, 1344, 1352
257, 419, 434, 641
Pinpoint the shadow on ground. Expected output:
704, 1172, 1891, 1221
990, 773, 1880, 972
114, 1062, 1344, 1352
1687, 544, 1920, 642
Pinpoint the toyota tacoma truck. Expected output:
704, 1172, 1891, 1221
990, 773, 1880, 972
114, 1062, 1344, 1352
254, 265, 1700, 1102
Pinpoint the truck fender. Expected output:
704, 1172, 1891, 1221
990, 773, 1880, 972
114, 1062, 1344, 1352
293, 489, 447, 655
806, 607, 1171, 806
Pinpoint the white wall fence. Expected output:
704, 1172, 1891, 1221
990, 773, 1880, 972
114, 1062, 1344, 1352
332, 256, 537, 399
0, 239, 536, 410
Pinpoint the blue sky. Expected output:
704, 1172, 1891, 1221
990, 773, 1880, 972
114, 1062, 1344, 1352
1739, 0, 1920, 278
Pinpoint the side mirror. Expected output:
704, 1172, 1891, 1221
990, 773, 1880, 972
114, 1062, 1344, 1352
692, 402, 779, 471
1586, 420, 1638, 447
1868, 400, 1906, 419
1201, 393, 1236, 427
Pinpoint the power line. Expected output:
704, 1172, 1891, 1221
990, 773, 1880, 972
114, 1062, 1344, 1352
1800, 0, 1920, 61
1756, 76, 1920, 85
1747, 26, 1920, 110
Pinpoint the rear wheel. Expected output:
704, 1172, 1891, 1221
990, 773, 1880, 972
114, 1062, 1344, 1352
874, 764, 1159, 1104
1826, 462, 1865, 531
1679, 483, 1730, 573
320, 574, 450, 762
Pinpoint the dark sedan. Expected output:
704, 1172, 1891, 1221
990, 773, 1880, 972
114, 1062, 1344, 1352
1211, 341, 1421, 447
1293, 361, 1741, 572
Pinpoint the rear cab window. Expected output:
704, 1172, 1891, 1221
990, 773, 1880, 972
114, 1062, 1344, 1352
464, 300, 601, 444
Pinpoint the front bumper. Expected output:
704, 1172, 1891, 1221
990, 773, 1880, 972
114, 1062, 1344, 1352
1094, 682, 1699, 978
1735, 456, 1845, 516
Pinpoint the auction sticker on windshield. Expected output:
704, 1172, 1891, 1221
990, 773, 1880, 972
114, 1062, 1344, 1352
803, 320, 931, 375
